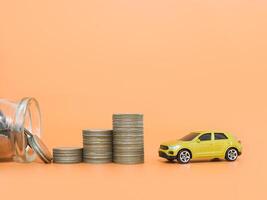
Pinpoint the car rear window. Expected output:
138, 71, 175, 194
215, 133, 228, 140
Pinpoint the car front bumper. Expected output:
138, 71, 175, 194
159, 151, 176, 160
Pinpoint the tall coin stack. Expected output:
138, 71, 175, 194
112, 114, 144, 164
82, 129, 113, 163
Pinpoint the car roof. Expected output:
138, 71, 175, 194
192, 131, 230, 134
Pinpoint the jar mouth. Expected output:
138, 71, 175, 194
13, 97, 41, 162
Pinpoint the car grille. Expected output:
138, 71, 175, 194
159, 151, 167, 158
160, 145, 169, 150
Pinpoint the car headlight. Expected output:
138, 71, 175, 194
169, 145, 180, 150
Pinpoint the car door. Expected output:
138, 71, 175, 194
213, 132, 229, 157
193, 133, 214, 158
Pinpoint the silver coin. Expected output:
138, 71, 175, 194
84, 152, 112, 155
113, 135, 143, 138
113, 152, 144, 156
112, 119, 143, 122
113, 149, 144, 153
113, 147, 144, 151
113, 155, 144, 159
113, 150, 144, 154
113, 143, 144, 147
113, 120, 143, 123
53, 151, 83, 155
113, 134, 143, 138
113, 142, 143, 145
83, 130, 112, 136
83, 134, 112, 138
84, 153, 112, 156
113, 141, 144, 144
113, 130, 143, 134
53, 156, 82, 160
83, 129, 113, 133
83, 135, 111, 138
53, 154, 82, 157
53, 147, 83, 152
83, 138, 112, 141
83, 152, 112, 155
83, 159, 112, 164
83, 140, 112, 143
83, 149, 112, 153
53, 150, 83, 153
113, 126, 143, 129
83, 138, 112, 142
53, 154, 81, 157
53, 160, 82, 164
113, 149, 144, 152
113, 128, 143, 133
83, 142, 112, 145
113, 114, 143, 117
83, 155, 112, 159
83, 156, 112, 159
113, 142, 144, 145
113, 137, 143, 141
113, 137, 143, 140
83, 145, 112, 149
53, 154, 82, 158
113, 158, 144, 164
113, 155, 144, 158
53, 158, 83, 162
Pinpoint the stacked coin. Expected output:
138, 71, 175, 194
113, 114, 144, 164
53, 147, 83, 164
83, 129, 113, 163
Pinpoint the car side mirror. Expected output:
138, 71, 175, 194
196, 139, 201, 143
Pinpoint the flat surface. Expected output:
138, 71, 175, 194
1, 148, 266, 200
1, 0, 267, 200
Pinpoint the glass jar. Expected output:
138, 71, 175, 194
0, 97, 41, 162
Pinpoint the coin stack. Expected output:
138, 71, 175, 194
53, 147, 83, 164
83, 129, 113, 163
113, 113, 144, 164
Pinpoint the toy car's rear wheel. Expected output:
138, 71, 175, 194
177, 149, 191, 164
225, 148, 238, 161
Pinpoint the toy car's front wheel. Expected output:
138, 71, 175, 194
225, 148, 238, 161
177, 149, 191, 164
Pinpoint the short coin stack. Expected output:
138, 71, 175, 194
83, 129, 113, 163
53, 147, 83, 164
113, 113, 144, 164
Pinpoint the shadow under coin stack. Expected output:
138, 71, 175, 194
53, 147, 83, 164
112, 114, 144, 164
83, 129, 113, 163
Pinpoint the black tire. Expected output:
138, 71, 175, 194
167, 159, 174, 162
177, 149, 191, 164
225, 148, 238, 161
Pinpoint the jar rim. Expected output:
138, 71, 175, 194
14, 97, 42, 162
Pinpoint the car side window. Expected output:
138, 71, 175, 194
199, 133, 211, 141
215, 133, 228, 140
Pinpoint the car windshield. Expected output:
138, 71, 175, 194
179, 132, 200, 141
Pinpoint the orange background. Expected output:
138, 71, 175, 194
1, 1, 267, 200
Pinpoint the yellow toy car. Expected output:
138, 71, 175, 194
159, 131, 242, 164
